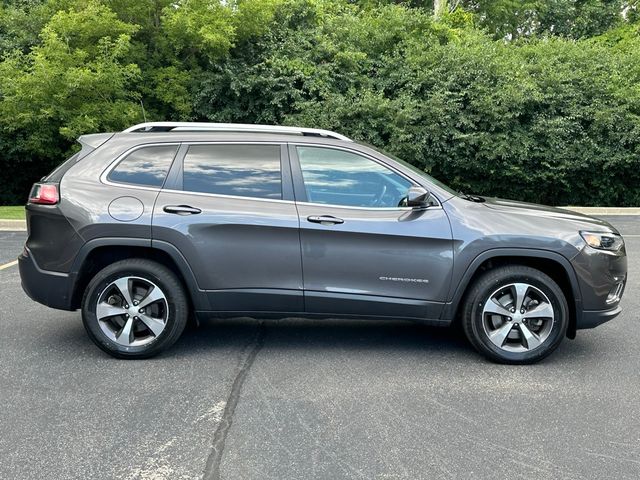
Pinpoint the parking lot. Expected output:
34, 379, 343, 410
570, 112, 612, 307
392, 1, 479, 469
0, 217, 639, 480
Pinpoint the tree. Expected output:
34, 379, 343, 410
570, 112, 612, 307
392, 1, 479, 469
460, 0, 627, 39
0, 0, 141, 204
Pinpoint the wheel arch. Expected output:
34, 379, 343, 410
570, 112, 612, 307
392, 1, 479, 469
69, 238, 210, 311
443, 249, 582, 339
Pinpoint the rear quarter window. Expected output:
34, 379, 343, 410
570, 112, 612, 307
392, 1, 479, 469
108, 145, 178, 187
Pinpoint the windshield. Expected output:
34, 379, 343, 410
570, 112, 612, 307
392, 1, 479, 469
367, 145, 458, 196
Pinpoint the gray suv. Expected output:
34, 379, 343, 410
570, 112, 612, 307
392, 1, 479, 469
19, 122, 627, 363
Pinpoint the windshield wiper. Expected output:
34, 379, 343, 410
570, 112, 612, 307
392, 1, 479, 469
459, 191, 486, 203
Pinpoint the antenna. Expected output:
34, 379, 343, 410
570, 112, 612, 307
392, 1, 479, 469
139, 100, 147, 123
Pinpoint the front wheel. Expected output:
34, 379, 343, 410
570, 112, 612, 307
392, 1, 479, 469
81, 259, 188, 359
461, 265, 569, 364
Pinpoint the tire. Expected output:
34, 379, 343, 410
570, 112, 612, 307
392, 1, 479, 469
81, 259, 189, 359
461, 265, 568, 364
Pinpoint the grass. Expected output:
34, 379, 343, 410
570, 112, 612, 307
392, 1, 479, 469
0, 206, 25, 220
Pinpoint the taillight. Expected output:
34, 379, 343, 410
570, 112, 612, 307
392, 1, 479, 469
29, 183, 59, 205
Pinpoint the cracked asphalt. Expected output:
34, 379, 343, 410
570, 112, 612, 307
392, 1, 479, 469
0, 216, 639, 479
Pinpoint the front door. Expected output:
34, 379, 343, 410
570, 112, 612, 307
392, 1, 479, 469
153, 142, 303, 313
291, 145, 453, 320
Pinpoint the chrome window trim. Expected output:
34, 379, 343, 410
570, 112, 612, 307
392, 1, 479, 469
291, 143, 443, 210
160, 188, 295, 205
180, 141, 284, 146
99, 140, 443, 212
296, 201, 442, 212
158, 189, 442, 211
100, 140, 284, 193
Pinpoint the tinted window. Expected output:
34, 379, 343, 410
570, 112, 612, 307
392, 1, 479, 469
108, 145, 177, 187
297, 146, 412, 208
183, 144, 282, 199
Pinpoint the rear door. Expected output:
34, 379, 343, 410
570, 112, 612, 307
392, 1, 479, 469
290, 144, 453, 320
152, 142, 304, 313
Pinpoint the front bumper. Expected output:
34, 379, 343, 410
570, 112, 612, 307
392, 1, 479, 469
577, 305, 622, 330
570, 235, 627, 331
19, 250, 75, 311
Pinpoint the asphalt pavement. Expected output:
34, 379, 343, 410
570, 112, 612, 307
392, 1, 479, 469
0, 217, 638, 479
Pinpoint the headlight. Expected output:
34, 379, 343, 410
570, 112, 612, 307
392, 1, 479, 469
580, 231, 624, 251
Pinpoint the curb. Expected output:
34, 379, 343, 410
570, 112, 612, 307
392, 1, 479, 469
0, 220, 26, 231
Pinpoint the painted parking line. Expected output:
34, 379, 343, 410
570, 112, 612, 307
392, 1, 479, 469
0, 260, 18, 271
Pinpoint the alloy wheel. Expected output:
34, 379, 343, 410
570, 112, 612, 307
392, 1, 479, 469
481, 282, 555, 353
95, 276, 169, 347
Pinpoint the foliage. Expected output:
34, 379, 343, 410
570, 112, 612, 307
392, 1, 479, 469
0, 206, 26, 219
458, 0, 627, 40
0, 0, 141, 203
0, 0, 639, 206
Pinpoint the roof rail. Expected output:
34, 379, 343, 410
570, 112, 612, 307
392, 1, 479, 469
122, 122, 352, 142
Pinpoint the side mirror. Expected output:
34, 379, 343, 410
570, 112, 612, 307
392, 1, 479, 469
406, 185, 430, 207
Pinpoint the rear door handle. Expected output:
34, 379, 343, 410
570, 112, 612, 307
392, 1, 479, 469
163, 205, 202, 215
307, 215, 344, 225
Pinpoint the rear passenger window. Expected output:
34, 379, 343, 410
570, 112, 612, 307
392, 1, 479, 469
183, 144, 282, 199
108, 145, 178, 187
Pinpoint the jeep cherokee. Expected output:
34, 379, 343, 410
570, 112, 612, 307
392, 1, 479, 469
18, 122, 628, 363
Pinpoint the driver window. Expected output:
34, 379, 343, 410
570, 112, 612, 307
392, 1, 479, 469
297, 146, 412, 208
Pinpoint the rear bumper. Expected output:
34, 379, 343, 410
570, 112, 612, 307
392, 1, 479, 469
19, 250, 75, 311
577, 305, 622, 330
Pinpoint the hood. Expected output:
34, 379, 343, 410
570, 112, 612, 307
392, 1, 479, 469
480, 197, 617, 232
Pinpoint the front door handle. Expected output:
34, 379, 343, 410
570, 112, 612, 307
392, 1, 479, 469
307, 215, 344, 225
163, 205, 202, 215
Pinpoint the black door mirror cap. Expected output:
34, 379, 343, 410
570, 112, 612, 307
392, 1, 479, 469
406, 185, 431, 207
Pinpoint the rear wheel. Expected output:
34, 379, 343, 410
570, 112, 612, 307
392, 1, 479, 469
461, 265, 568, 364
81, 259, 188, 359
